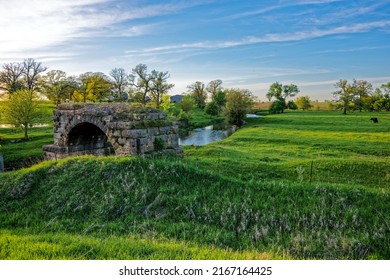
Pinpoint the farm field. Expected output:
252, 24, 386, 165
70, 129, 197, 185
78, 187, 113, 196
0, 110, 389, 259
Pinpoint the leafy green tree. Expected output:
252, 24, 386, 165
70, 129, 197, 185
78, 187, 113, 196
74, 72, 112, 103
223, 88, 253, 126
180, 95, 196, 113
129, 64, 154, 107
287, 100, 298, 110
204, 101, 219, 115
266, 82, 299, 113
205, 90, 226, 116
109, 68, 129, 100
295, 96, 312, 110
213, 90, 226, 110
3, 89, 39, 140
373, 99, 389, 111
269, 100, 285, 114
352, 79, 373, 112
381, 82, 390, 95
160, 95, 171, 112
40, 70, 76, 105
150, 70, 174, 109
333, 79, 355, 115
187, 81, 207, 108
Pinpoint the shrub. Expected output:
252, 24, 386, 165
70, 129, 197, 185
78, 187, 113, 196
153, 137, 165, 151
269, 100, 286, 114
204, 101, 219, 116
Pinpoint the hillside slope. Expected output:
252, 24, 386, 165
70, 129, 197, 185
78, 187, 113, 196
1, 156, 389, 259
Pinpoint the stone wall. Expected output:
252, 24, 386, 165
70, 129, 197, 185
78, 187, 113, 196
43, 104, 182, 160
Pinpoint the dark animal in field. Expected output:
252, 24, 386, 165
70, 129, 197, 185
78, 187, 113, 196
370, 117, 378, 123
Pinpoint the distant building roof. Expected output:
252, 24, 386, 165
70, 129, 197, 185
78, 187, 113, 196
170, 94, 183, 103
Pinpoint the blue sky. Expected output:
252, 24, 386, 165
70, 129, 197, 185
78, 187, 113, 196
1, 0, 389, 100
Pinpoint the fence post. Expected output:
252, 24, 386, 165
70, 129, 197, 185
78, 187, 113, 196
0, 153, 4, 172
309, 160, 314, 184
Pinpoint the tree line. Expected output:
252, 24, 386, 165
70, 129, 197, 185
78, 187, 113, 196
1, 58, 389, 140
332, 79, 390, 114
265, 79, 390, 114
0, 59, 255, 139
0, 59, 174, 109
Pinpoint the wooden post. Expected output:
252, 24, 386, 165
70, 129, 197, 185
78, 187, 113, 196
309, 160, 314, 184
0, 153, 4, 172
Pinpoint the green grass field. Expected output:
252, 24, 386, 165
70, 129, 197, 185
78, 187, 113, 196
0, 110, 389, 259
0, 102, 55, 169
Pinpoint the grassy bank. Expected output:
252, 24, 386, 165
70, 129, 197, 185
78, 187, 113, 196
185, 111, 390, 189
0, 110, 389, 259
0, 126, 53, 170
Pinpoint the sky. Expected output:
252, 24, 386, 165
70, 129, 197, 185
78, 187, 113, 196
1, 0, 389, 101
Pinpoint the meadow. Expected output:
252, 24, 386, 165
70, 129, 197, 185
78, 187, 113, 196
0, 102, 55, 170
0, 108, 389, 259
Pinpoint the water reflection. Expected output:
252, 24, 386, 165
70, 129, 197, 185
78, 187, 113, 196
179, 124, 233, 146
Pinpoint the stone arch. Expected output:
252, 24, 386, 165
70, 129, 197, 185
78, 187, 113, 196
65, 122, 115, 156
43, 104, 183, 160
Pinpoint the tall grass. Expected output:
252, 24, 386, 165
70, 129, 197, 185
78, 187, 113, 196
0, 155, 389, 259
0, 110, 389, 259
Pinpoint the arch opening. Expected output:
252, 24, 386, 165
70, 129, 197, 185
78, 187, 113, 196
67, 122, 114, 156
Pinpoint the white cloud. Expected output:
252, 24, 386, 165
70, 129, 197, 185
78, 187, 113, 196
229, 0, 344, 19
124, 20, 390, 60
0, 0, 193, 60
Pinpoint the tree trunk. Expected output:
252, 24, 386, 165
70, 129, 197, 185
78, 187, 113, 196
343, 107, 347, 114
24, 124, 28, 140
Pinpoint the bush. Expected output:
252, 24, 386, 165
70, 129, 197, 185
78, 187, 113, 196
223, 89, 253, 126
153, 137, 165, 151
287, 100, 298, 110
204, 101, 219, 116
269, 100, 286, 114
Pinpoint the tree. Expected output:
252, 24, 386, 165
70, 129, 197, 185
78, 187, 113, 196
74, 72, 112, 103
373, 98, 390, 111
187, 81, 207, 108
223, 88, 253, 126
205, 90, 226, 115
3, 89, 39, 140
381, 82, 390, 95
129, 64, 154, 107
180, 95, 196, 113
352, 79, 373, 112
269, 100, 286, 114
295, 96, 312, 110
40, 70, 76, 105
206, 79, 223, 97
266, 82, 283, 102
150, 70, 174, 109
333, 79, 355, 114
0, 59, 47, 94
0, 62, 24, 94
204, 101, 219, 115
266, 82, 299, 113
109, 68, 129, 100
22, 58, 47, 91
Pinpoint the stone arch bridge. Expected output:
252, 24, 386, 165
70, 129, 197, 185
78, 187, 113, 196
43, 104, 182, 160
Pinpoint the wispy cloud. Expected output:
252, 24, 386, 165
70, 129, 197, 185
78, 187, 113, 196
124, 20, 390, 61
0, 0, 196, 59
312, 45, 390, 54
228, 0, 344, 19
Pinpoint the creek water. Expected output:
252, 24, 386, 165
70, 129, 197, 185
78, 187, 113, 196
179, 124, 234, 146
179, 114, 262, 146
